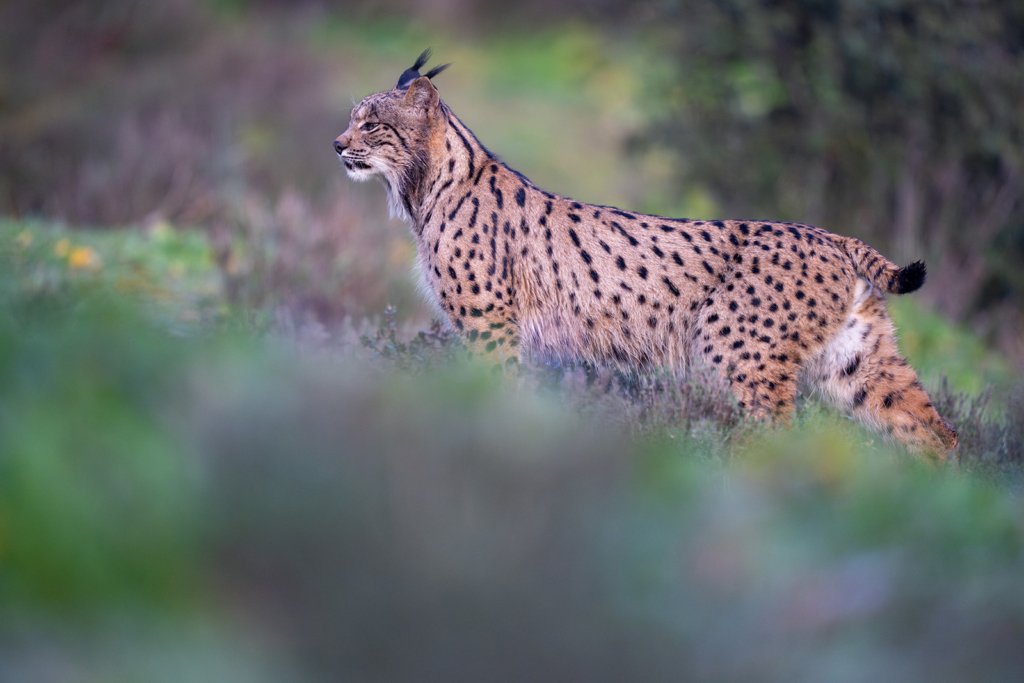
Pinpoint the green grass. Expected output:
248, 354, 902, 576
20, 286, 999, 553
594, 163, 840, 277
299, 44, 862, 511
890, 296, 1014, 396
1, 219, 1022, 679
0, 221, 218, 613
0, 219, 223, 331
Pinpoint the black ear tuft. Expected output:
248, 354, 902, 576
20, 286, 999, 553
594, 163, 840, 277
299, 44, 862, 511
395, 49, 449, 90
424, 62, 451, 80
893, 260, 926, 294
411, 48, 431, 71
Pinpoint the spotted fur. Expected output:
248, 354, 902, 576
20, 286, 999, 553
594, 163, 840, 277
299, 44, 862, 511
334, 61, 958, 458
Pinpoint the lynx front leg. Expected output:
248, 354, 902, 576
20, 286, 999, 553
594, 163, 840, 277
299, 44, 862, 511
461, 316, 522, 374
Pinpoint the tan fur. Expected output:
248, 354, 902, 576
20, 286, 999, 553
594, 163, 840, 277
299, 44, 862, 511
335, 75, 958, 458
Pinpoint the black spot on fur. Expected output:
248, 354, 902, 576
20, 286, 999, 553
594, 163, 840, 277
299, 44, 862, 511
489, 176, 503, 208
611, 221, 639, 246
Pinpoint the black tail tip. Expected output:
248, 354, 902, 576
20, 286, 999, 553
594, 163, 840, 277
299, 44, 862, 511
894, 260, 926, 294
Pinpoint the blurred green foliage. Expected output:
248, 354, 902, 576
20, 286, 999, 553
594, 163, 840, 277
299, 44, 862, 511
1, 219, 1024, 682
890, 296, 1013, 395
0, 221, 221, 613
0, 219, 222, 330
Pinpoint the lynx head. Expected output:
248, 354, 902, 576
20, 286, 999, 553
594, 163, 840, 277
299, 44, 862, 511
334, 50, 450, 221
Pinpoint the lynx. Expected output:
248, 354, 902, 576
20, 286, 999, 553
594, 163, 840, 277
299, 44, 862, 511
335, 51, 958, 458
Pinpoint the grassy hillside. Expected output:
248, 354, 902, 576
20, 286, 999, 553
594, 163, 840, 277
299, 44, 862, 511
2, 217, 1024, 682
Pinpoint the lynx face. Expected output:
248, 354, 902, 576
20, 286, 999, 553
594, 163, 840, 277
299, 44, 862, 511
334, 102, 389, 181
334, 86, 437, 220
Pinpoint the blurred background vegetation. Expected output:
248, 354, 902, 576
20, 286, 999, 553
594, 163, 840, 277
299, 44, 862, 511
2, 1, 1024, 681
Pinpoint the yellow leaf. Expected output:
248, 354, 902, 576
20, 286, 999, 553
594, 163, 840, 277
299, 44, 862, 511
68, 246, 101, 270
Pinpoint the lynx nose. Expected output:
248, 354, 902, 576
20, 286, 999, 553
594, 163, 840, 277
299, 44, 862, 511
334, 140, 346, 155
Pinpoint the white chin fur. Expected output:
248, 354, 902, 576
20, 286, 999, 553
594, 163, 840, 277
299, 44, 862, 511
341, 162, 375, 183
345, 167, 375, 182
339, 157, 410, 223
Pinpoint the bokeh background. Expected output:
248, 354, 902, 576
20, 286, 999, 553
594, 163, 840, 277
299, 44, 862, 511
2, 1, 1024, 681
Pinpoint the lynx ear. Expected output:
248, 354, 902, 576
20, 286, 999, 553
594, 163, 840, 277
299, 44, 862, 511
404, 76, 439, 119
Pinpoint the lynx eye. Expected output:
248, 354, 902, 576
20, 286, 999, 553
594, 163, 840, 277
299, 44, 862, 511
360, 122, 379, 132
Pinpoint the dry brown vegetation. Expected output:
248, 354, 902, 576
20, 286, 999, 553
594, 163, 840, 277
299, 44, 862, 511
1, 0, 427, 324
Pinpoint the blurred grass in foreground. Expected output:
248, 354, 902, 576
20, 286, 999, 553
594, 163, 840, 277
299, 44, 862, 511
2, 220, 1024, 682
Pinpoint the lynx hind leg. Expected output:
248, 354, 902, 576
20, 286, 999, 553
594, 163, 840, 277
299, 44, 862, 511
695, 298, 799, 422
802, 278, 959, 459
